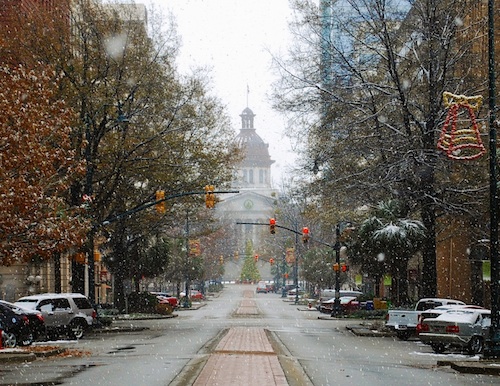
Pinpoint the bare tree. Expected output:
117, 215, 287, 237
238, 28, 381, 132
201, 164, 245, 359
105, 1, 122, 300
271, 0, 490, 297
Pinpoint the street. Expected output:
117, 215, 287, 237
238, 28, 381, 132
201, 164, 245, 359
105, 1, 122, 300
1, 284, 499, 385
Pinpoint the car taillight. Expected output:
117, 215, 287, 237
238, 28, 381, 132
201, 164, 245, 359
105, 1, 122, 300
417, 323, 429, 333
22, 315, 29, 325
36, 314, 44, 322
92, 310, 97, 320
446, 325, 460, 334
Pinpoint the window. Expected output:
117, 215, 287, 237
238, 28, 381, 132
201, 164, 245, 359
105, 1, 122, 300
53, 298, 71, 311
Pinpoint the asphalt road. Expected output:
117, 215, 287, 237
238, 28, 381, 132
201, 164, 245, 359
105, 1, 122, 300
1, 285, 499, 385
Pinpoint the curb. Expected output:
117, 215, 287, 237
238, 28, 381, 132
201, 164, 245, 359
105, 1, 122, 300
438, 360, 500, 375
0, 347, 64, 363
346, 325, 394, 337
0, 351, 36, 363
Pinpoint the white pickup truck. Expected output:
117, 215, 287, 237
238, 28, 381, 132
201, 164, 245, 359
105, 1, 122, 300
385, 298, 465, 340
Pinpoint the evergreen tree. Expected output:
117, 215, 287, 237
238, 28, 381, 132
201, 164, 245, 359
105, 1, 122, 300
240, 240, 261, 283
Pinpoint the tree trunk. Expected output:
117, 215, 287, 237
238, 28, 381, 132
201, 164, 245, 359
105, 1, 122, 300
114, 272, 126, 313
421, 202, 437, 297
390, 257, 410, 306
54, 253, 61, 293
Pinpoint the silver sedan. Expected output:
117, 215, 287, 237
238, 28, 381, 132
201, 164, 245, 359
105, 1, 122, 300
419, 308, 491, 354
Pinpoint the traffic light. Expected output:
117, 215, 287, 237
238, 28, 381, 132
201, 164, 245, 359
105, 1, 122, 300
270, 218, 276, 234
254, 254, 259, 262
333, 263, 340, 271
302, 227, 310, 243
219, 256, 224, 264
205, 185, 215, 208
155, 190, 165, 214
269, 258, 274, 265
341, 263, 349, 272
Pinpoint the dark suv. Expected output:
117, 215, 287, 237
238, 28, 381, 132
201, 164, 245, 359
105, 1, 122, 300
14, 293, 96, 339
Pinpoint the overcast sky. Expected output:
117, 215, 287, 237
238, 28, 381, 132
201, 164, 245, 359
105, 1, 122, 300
143, 0, 297, 185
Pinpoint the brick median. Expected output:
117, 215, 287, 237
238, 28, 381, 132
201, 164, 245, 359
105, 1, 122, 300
192, 291, 289, 385
193, 352, 288, 386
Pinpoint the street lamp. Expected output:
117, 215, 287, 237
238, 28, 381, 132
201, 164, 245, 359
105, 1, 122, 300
331, 221, 353, 317
281, 251, 287, 298
484, 0, 500, 357
183, 209, 191, 308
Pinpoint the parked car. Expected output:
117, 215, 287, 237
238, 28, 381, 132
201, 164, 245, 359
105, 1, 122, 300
189, 290, 205, 301
266, 283, 276, 293
179, 290, 205, 301
419, 308, 491, 354
0, 302, 32, 347
319, 296, 360, 314
15, 293, 96, 340
256, 282, 268, 293
416, 304, 486, 334
319, 289, 363, 303
385, 298, 465, 340
286, 288, 305, 300
150, 292, 179, 308
0, 300, 45, 342
318, 291, 364, 313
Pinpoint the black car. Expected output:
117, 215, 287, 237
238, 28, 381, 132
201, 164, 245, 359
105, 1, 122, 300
0, 302, 32, 347
0, 300, 45, 342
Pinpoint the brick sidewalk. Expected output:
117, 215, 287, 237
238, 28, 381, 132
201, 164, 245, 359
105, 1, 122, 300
192, 290, 289, 385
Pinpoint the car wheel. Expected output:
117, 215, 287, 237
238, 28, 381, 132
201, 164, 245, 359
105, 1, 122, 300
20, 332, 34, 346
431, 343, 446, 354
69, 320, 85, 340
396, 331, 410, 341
2, 331, 18, 348
468, 336, 483, 355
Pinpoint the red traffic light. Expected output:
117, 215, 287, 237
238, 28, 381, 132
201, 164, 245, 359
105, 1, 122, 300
270, 218, 276, 234
302, 227, 310, 243
269, 258, 274, 265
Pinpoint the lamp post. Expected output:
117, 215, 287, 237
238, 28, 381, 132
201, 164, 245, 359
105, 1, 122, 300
332, 224, 342, 317
294, 221, 300, 304
281, 251, 287, 298
331, 221, 353, 317
183, 209, 191, 308
484, 0, 500, 357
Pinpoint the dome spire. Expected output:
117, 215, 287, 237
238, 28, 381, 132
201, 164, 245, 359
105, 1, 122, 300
240, 106, 255, 129
246, 84, 250, 108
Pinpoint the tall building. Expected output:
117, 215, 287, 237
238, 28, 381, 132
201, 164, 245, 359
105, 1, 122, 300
216, 107, 277, 281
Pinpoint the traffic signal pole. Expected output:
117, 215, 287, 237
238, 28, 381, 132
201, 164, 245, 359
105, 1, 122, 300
237, 220, 352, 312
99, 189, 239, 227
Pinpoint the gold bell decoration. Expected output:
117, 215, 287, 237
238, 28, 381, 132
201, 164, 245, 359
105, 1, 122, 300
437, 92, 486, 160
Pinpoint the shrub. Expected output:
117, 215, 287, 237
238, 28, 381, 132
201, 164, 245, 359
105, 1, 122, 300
156, 303, 173, 315
127, 292, 157, 313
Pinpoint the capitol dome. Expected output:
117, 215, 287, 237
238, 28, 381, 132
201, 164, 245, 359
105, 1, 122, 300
235, 107, 274, 168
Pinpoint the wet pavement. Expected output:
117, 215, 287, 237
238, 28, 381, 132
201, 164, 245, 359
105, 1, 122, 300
2, 293, 500, 382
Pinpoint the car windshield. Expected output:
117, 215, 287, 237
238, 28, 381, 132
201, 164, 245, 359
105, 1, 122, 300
14, 299, 38, 310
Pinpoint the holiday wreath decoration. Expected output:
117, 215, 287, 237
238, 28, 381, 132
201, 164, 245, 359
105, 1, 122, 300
437, 91, 486, 160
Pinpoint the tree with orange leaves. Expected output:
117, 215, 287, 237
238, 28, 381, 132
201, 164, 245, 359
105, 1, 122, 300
0, 64, 90, 265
